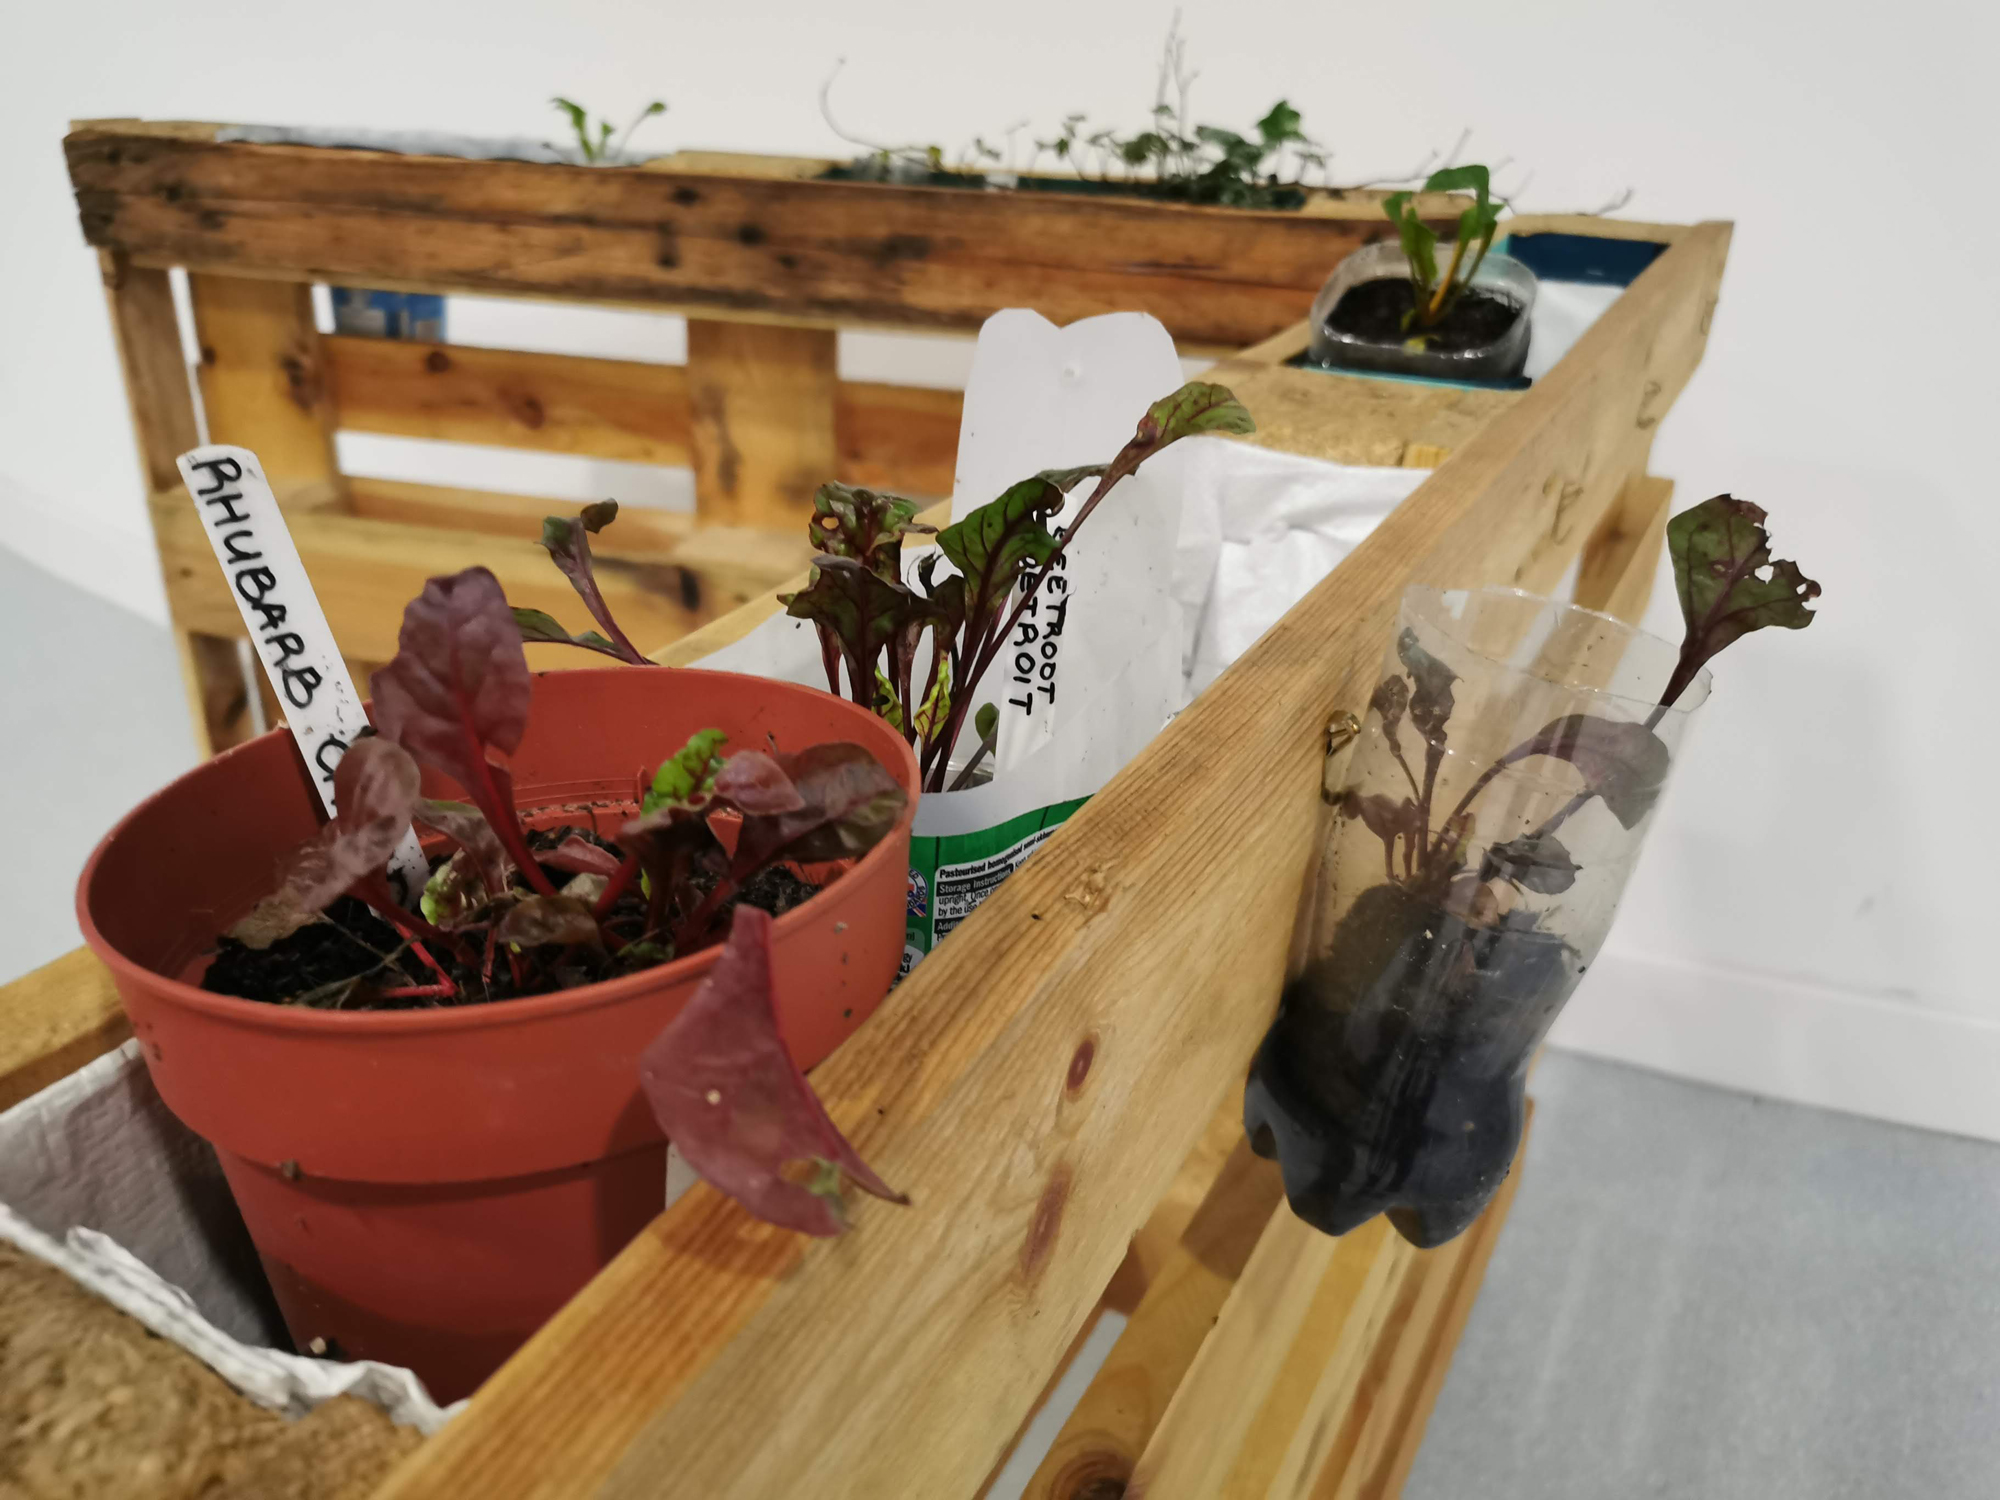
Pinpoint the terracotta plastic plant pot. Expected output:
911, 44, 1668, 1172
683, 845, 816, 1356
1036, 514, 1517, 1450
76, 668, 918, 1403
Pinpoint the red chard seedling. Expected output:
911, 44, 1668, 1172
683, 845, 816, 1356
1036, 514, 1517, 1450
780, 380, 1254, 791
1340, 494, 1820, 907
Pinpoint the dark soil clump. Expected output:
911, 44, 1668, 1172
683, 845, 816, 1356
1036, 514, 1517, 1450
200, 827, 829, 1012
1325, 278, 1522, 354
1243, 881, 1578, 1248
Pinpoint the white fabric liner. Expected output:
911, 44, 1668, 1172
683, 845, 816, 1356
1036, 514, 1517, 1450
0, 1041, 460, 1432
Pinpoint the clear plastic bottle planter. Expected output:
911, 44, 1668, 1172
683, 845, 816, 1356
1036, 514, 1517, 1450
1306, 241, 1538, 381
1244, 586, 1709, 1247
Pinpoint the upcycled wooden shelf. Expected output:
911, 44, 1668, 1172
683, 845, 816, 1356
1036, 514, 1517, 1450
66, 120, 1485, 760
22, 164, 1729, 1495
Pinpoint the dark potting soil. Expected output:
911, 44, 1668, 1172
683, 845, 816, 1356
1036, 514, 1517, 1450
1324, 278, 1522, 354
1243, 880, 1579, 1248
199, 828, 826, 1011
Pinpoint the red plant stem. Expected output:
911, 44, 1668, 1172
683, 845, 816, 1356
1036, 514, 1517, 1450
403, 940, 458, 998
675, 879, 738, 952
929, 468, 1135, 786
591, 852, 644, 921
466, 760, 558, 898
375, 984, 454, 1001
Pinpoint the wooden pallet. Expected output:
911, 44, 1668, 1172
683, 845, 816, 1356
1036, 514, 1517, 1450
21, 167, 1730, 1494
68, 120, 1507, 760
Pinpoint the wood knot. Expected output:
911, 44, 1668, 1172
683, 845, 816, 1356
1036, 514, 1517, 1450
736, 222, 767, 246
672, 186, 701, 207
424, 349, 452, 373
1054, 1456, 1132, 1500
1066, 1035, 1096, 1097
1062, 865, 1111, 916
1020, 1165, 1071, 1283
507, 393, 547, 430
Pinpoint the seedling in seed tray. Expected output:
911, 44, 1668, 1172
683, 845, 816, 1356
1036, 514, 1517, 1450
550, 96, 667, 164
1383, 164, 1507, 333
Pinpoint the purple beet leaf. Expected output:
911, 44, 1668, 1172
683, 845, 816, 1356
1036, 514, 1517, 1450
638, 905, 906, 1236
534, 502, 650, 665
493, 894, 603, 950
228, 737, 423, 949
372, 567, 556, 896
729, 743, 909, 878
540, 835, 623, 876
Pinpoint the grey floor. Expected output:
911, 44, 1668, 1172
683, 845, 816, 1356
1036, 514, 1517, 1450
8, 546, 2000, 1494
1407, 1051, 2000, 1500
0, 547, 198, 983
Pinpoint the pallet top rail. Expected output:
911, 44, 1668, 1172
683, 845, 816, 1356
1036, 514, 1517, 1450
64, 119, 1677, 347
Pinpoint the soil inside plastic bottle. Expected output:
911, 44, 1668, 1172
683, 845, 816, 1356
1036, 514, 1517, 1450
199, 827, 822, 1011
1324, 279, 1522, 354
1244, 880, 1579, 1248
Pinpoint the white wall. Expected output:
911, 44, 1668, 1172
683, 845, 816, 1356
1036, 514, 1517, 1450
3, 0, 1995, 1133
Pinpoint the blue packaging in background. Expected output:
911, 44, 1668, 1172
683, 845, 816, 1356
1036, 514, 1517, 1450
329, 288, 446, 340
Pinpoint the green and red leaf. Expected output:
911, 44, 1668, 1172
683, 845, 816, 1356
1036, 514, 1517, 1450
536, 502, 650, 665
1662, 496, 1821, 706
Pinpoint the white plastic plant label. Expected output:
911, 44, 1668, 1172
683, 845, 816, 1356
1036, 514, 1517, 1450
951, 310, 1190, 777
175, 445, 426, 894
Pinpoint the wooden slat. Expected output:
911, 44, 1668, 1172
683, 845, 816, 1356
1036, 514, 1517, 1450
323, 336, 963, 499
1026, 1136, 1283, 1498
0, 950, 129, 1113
97, 250, 197, 491
1314, 1126, 1527, 1500
187, 272, 337, 481
342, 477, 697, 547
96, 250, 256, 757
1574, 473, 1673, 623
833, 379, 963, 498
1218, 361, 1520, 470
684, 319, 839, 527
153, 478, 814, 664
1101, 1093, 1250, 1315
325, 336, 692, 466
66, 124, 1463, 348
370, 223, 1729, 1500
1132, 1214, 1413, 1499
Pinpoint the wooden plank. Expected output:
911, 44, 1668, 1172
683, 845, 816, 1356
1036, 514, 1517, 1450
369, 223, 1729, 1500
342, 477, 698, 546
154, 480, 814, 665
1026, 1137, 1283, 1499
324, 336, 692, 466
833, 379, 962, 498
323, 336, 962, 498
685, 320, 839, 527
186, 272, 337, 481
1573, 473, 1672, 623
1133, 1214, 1412, 1499
1216, 362, 1520, 470
96, 250, 197, 490
67, 124, 1461, 348
1101, 1093, 1249, 1315
0, 950, 129, 1113
96, 249, 256, 757
1315, 1124, 1527, 1500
